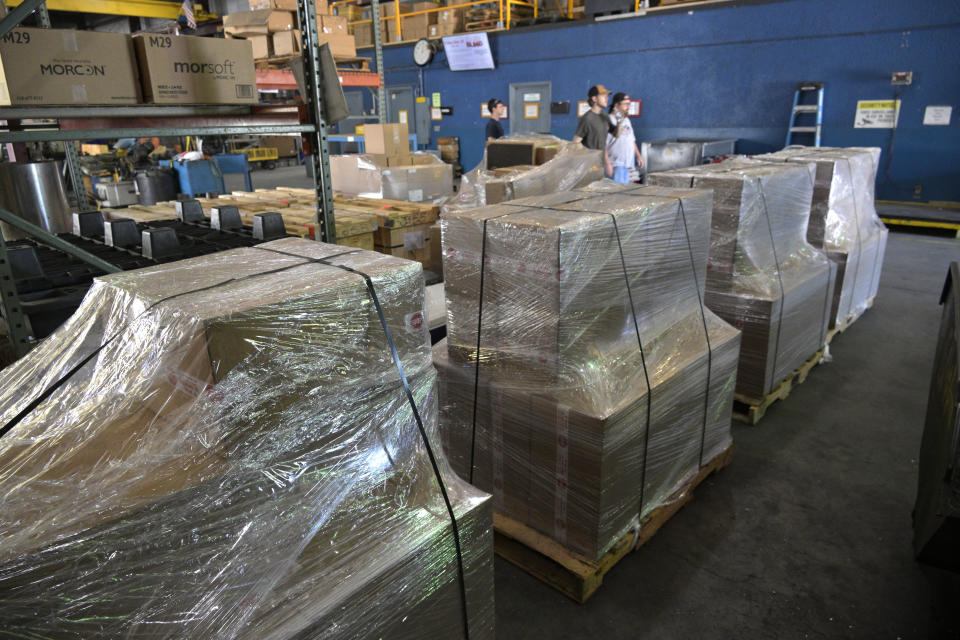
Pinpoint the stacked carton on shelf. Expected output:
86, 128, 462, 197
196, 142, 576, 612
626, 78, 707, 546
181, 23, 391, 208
436, 185, 740, 561
225, 0, 355, 61
648, 160, 835, 400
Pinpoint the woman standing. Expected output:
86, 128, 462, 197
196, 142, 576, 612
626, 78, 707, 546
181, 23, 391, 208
606, 92, 643, 184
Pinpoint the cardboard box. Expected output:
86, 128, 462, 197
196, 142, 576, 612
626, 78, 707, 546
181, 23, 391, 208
321, 14, 348, 33
248, 34, 272, 59
401, 2, 437, 40
259, 135, 299, 157
249, 0, 297, 8
223, 10, 295, 36
374, 221, 432, 248
0, 28, 140, 106
368, 152, 414, 167
318, 31, 356, 57
353, 21, 374, 47
272, 29, 300, 56
364, 122, 410, 157
133, 34, 257, 104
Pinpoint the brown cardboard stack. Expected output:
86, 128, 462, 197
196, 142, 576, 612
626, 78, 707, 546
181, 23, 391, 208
752, 147, 888, 330
429, 7, 465, 37
372, 203, 440, 263
402, 1, 439, 40
0, 239, 494, 639
436, 186, 740, 560
438, 136, 461, 166
0, 28, 140, 105
487, 138, 563, 170
224, 1, 356, 60
648, 160, 835, 399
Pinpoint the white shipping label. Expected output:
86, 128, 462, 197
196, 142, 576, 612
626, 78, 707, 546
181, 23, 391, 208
407, 188, 424, 202
403, 230, 425, 251
923, 105, 952, 126
553, 404, 570, 544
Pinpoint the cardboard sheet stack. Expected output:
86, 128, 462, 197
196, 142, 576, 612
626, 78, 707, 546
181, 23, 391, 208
752, 146, 887, 329
0, 239, 493, 639
648, 161, 835, 400
435, 184, 741, 561
442, 135, 604, 216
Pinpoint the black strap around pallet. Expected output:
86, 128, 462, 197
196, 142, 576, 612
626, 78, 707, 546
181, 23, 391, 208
756, 181, 788, 387
261, 247, 473, 640
675, 199, 715, 466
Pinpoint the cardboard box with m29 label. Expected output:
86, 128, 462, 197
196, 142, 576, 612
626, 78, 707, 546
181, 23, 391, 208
133, 34, 257, 104
0, 28, 140, 106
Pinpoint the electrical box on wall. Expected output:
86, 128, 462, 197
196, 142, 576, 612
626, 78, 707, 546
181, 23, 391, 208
891, 71, 913, 85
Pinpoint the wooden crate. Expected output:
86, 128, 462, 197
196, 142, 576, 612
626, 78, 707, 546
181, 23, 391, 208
493, 444, 734, 603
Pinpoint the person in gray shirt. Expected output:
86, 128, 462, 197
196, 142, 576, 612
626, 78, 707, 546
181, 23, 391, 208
573, 84, 615, 175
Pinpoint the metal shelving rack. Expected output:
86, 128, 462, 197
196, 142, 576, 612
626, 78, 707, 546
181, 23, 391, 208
0, 0, 366, 359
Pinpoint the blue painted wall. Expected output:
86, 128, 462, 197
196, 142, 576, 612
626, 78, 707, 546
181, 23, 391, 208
375, 0, 960, 201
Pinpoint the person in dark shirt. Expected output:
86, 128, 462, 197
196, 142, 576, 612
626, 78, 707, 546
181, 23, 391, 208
574, 85, 615, 174
485, 98, 506, 141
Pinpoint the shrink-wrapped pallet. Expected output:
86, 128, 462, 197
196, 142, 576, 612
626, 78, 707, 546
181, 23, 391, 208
437, 185, 740, 560
648, 161, 834, 399
753, 146, 887, 328
442, 134, 604, 216
0, 239, 493, 639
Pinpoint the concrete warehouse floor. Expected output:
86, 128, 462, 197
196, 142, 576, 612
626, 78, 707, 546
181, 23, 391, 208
232, 168, 960, 637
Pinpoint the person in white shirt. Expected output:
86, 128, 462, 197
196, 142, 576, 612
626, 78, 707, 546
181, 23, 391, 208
605, 92, 643, 183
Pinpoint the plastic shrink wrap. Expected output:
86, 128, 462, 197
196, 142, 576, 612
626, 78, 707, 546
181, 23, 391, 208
441, 134, 604, 217
912, 262, 960, 570
752, 146, 887, 329
330, 153, 455, 203
436, 184, 740, 561
648, 160, 835, 399
0, 238, 494, 639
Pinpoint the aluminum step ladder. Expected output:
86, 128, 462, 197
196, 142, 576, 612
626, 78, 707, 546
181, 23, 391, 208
786, 82, 824, 147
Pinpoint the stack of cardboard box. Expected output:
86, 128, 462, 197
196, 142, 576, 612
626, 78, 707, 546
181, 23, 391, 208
752, 147, 888, 330
429, 6, 466, 37
330, 123, 455, 205
224, 0, 356, 60
437, 137, 461, 166
0, 239, 495, 638
436, 185, 741, 561
648, 160, 835, 400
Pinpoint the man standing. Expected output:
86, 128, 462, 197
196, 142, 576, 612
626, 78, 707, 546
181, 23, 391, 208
486, 98, 506, 142
606, 92, 643, 183
573, 85, 614, 175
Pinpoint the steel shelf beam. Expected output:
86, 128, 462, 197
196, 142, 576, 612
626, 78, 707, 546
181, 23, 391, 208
6, 0, 182, 19
0, 105, 257, 119
0, 124, 315, 143
0, 0, 44, 38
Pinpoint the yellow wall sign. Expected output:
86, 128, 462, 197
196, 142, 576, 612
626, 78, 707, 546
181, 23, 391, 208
854, 99, 901, 128
524, 103, 539, 119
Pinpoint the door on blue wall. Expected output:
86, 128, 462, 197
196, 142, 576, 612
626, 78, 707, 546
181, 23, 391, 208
509, 81, 551, 134
386, 85, 419, 147
337, 90, 365, 154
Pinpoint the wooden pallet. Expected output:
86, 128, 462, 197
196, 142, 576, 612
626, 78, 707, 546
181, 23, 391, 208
493, 444, 734, 603
826, 295, 875, 344
732, 347, 826, 425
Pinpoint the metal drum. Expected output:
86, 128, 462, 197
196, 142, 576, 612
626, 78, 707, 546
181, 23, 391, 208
0, 161, 72, 240
134, 168, 177, 205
